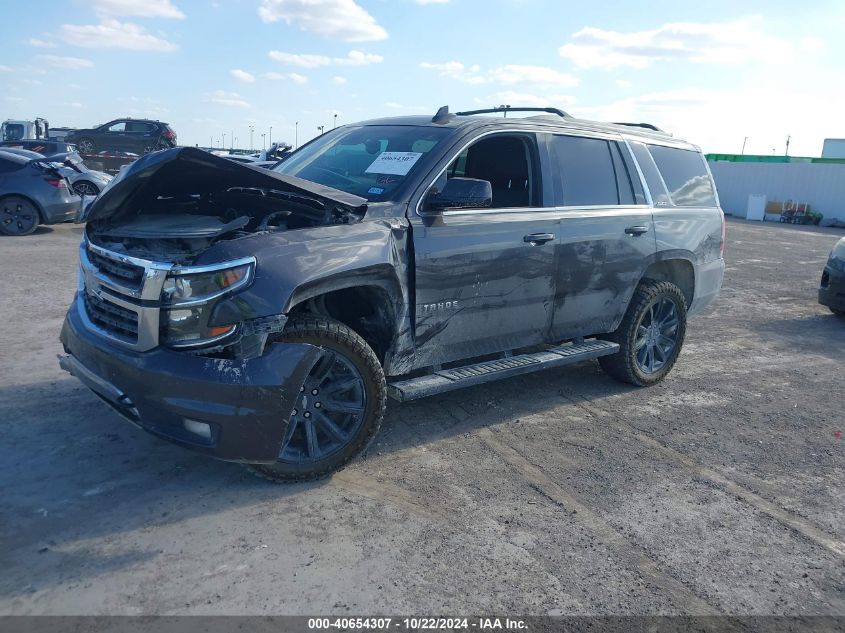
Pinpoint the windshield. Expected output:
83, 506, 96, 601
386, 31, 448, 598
2, 123, 26, 142
274, 125, 452, 200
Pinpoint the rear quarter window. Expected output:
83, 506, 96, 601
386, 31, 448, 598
647, 145, 717, 207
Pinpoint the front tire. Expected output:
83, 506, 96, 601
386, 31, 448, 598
245, 316, 387, 483
599, 280, 687, 386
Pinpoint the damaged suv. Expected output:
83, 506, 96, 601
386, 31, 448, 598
60, 106, 725, 481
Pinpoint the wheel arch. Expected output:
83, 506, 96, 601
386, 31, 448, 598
285, 267, 404, 369
640, 255, 695, 308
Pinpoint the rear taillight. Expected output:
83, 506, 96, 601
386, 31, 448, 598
163, 130, 176, 139
719, 208, 726, 257
46, 178, 67, 188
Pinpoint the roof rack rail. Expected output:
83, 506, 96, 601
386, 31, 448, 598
455, 106, 570, 119
612, 122, 666, 133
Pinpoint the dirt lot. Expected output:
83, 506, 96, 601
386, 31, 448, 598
0, 218, 843, 616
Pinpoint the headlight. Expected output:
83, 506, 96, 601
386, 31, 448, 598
160, 258, 255, 348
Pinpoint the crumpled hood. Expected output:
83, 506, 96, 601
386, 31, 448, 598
81, 146, 367, 223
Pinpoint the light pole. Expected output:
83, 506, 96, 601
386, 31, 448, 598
785, 134, 791, 157
249, 124, 255, 151
230, 130, 233, 151
317, 125, 325, 135
261, 133, 266, 150
234, 137, 238, 150
295, 121, 298, 149
209, 135, 212, 150
333, 113, 337, 129
269, 125, 273, 146
222, 133, 226, 150
741, 136, 748, 155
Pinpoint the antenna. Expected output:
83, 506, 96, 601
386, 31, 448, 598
432, 105, 454, 124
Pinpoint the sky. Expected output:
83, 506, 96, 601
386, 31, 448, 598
2, 0, 844, 156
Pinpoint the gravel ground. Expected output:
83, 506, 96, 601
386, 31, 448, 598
0, 218, 843, 616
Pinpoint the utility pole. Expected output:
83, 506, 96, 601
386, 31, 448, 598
249, 124, 255, 151
741, 136, 748, 155
295, 121, 298, 149
785, 134, 791, 157
230, 130, 233, 151
333, 113, 337, 129
261, 133, 266, 150
209, 135, 212, 150
222, 133, 226, 150
269, 125, 273, 146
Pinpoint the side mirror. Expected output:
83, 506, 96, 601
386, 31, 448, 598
424, 177, 492, 213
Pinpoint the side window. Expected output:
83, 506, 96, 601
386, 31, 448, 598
107, 122, 126, 133
127, 122, 154, 133
550, 135, 620, 206
439, 134, 538, 208
647, 145, 717, 207
629, 142, 670, 206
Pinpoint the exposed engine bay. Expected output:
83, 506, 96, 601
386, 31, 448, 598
82, 147, 368, 265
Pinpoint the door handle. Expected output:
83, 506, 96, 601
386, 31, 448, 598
523, 233, 555, 245
624, 225, 649, 236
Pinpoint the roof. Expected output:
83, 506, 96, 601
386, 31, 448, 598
354, 108, 692, 147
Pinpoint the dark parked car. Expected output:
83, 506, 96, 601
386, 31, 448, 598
59, 106, 725, 481
0, 139, 77, 155
0, 150, 79, 235
819, 237, 845, 315
65, 118, 177, 155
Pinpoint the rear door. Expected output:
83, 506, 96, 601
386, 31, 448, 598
125, 121, 159, 153
546, 132, 657, 338
409, 131, 558, 368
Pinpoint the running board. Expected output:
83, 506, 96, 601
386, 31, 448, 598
387, 339, 619, 402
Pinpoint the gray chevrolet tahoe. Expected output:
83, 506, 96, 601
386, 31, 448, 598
59, 106, 725, 481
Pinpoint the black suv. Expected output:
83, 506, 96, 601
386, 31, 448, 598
65, 118, 177, 155
60, 106, 725, 481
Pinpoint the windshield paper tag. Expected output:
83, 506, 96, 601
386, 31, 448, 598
365, 152, 423, 176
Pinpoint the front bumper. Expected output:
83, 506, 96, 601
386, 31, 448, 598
60, 295, 320, 462
818, 262, 845, 312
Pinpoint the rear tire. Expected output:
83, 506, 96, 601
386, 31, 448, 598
599, 280, 687, 386
0, 196, 40, 236
245, 316, 386, 483
77, 137, 96, 154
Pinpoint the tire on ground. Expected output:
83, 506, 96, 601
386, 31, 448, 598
245, 316, 386, 483
599, 280, 688, 387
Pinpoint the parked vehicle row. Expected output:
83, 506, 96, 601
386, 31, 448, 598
0, 148, 112, 196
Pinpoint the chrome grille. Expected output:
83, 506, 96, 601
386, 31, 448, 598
83, 292, 139, 342
87, 249, 145, 287
79, 240, 172, 351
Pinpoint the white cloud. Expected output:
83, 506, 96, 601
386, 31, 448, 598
559, 20, 794, 70
419, 61, 484, 84
88, 0, 185, 19
204, 90, 250, 108
37, 55, 95, 69
615, 79, 632, 88
332, 75, 347, 85
488, 64, 578, 87
263, 71, 308, 84
268, 49, 383, 67
420, 61, 577, 87
258, 0, 388, 42
230, 69, 256, 83
487, 91, 577, 109
28, 38, 56, 48
60, 19, 178, 52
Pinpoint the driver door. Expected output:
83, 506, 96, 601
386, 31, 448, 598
409, 132, 558, 368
